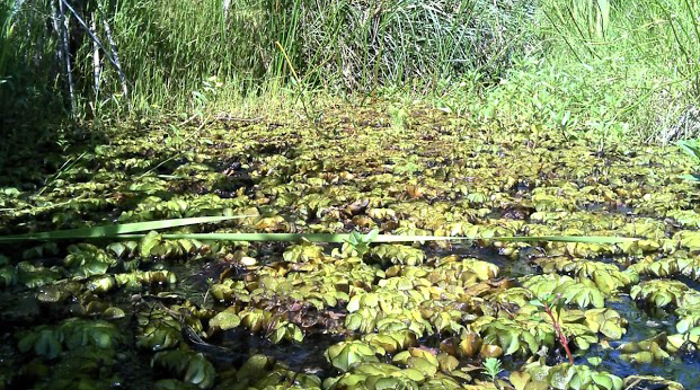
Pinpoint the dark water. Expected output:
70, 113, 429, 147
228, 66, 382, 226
219, 329, 340, 377
584, 296, 700, 389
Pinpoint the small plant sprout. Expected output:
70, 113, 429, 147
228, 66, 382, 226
389, 105, 409, 130
482, 357, 504, 381
344, 228, 379, 257
530, 292, 575, 364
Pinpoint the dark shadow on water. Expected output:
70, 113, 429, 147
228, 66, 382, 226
580, 346, 700, 389
218, 328, 341, 377
581, 295, 700, 389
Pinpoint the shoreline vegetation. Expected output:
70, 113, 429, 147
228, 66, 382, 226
1, 0, 699, 144
1, 1, 700, 389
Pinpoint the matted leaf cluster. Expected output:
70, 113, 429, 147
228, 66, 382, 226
0, 106, 699, 389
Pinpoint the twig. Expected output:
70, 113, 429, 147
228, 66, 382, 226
59, 0, 118, 69
59, 0, 130, 106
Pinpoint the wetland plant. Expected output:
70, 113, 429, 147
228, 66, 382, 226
482, 357, 504, 381
389, 105, 409, 131
678, 139, 700, 182
530, 292, 575, 364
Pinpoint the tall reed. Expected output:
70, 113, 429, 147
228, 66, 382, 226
2, 0, 537, 117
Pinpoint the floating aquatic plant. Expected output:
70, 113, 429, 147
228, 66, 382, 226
2, 108, 700, 389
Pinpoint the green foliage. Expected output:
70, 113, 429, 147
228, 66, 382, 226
678, 139, 700, 181
630, 279, 697, 309
64, 243, 116, 278
344, 229, 379, 258
525, 275, 605, 309
546, 363, 623, 390
136, 309, 185, 351
678, 139, 700, 162
509, 363, 624, 390
534, 0, 700, 142
2, 0, 538, 117
208, 309, 241, 331
153, 350, 217, 389
584, 308, 627, 339
18, 319, 121, 360
3, 105, 700, 389
325, 341, 382, 372
475, 316, 553, 357
0, 0, 15, 79
618, 334, 671, 363
482, 357, 503, 381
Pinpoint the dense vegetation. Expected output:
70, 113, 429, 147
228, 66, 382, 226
2, 0, 699, 142
1, 0, 700, 389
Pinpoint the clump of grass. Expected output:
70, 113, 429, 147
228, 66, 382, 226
0, 0, 15, 80
534, 0, 700, 142
0, 0, 70, 159
290, 0, 537, 91
1, 0, 539, 119
5, 0, 698, 146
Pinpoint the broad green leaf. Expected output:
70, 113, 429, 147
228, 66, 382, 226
510, 371, 531, 390
209, 311, 241, 330
587, 357, 602, 367
140, 231, 161, 258
592, 373, 614, 390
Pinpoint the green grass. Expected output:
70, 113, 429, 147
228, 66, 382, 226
1, 0, 537, 117
429, 0, 700, 144
534, 0, 700, 143
1, 0, 700, 144
0, 0, 14, 80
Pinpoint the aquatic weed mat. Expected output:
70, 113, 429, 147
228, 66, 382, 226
1, 106, 700, 390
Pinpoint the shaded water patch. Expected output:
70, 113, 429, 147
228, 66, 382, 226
219, 329, 341, 376
579, 295, 700, 389
581, 345, 700, 390
607, 295, 676, 344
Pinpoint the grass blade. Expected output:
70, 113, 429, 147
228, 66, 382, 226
679, 174, 700, 182
678, 140, 700, 161
0, 216, 242, 242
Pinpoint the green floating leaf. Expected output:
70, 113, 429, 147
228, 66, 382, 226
587, 357, 602, 367
209, 311, 241, 331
